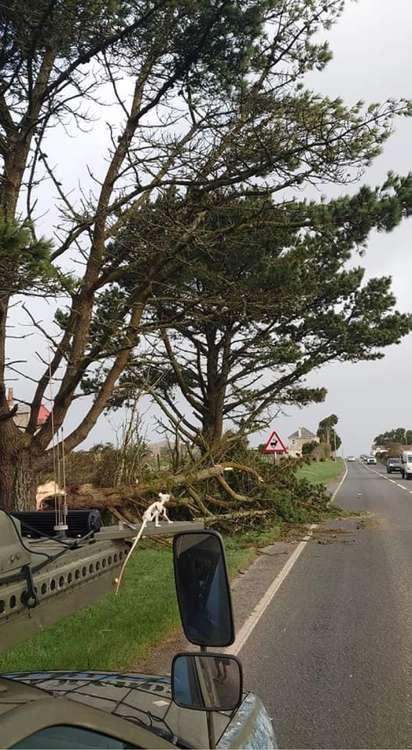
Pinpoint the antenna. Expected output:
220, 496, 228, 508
48, 352, 68, 536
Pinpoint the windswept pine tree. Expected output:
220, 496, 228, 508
0, 1, 411, 508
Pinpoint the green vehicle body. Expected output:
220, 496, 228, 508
0, 512, 276, 748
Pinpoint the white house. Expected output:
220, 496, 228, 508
288, 427, 319, 457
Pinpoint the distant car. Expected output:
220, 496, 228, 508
360, 454, 367, 462
347, 456, 356, 462
366, 456, 377, 464
386, 457, 402, 474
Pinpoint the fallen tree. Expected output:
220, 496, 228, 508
60, 451, 332, 531
64, 461, 261, 505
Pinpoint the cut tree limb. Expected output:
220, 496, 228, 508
64, 462, 262, 508
205, 509, 272, 524
216, 475, 248, 502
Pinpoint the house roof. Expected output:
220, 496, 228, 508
288, 427, 317, 440
37, 404, 50, 424
7, 388, 50, 428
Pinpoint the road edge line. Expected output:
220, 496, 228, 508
230, 460, 349, 656
327, 459, 348, 506
229, 525, 316, 656
364, 463, 409, 490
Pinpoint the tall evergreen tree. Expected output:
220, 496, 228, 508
317, 415, 341, 451
104, 181, 412, 452
0, 1, 411, 507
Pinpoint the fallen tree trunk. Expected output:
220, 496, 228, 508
205, 509, 271, 523
56, 453, 330, 533
64, 462, 263, 508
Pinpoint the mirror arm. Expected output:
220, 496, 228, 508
206, 709, 216, 750
200, 645, 216, 750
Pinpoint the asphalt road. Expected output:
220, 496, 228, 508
239, 461, 412, 749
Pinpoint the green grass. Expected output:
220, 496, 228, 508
0, 526, 280, 674
296, 457, 345, 485
0, 546, 178, 673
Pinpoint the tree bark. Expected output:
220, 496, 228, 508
0, 387, 19, 510
0, 424, 39, 511
0, 456, 16, 512
201, 326, 227, 449
13, 448, 39, 511
202, 397, 224, 448
0, 386, 43, 510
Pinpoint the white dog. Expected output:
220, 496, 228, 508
115, 492, 172, 593
142, 492, 172, 527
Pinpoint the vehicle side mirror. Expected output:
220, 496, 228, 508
173, 530, 235, 647
172, 653, 242, 712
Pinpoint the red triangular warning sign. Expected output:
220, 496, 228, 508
263, 429, 288, 454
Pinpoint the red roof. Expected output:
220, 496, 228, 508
37, 405, 50, 424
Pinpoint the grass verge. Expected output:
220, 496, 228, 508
296, 457, 345, 485
0, 463, 346, 674
0, 525, 281, 674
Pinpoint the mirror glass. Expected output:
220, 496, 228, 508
172, 653, 242, 712
173, 532, 234, 647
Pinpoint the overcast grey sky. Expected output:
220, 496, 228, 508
9, 0, 412, 456
260, 0, 412, 456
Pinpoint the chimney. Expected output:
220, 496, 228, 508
298, 427, 302, 438
7, 387, 14, 405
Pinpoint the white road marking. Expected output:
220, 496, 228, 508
229, 461, 348, 656
364, 466, 388, 479
328, 459, 348, 506
229, 526, 316, 656
362, 464, 411, 493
